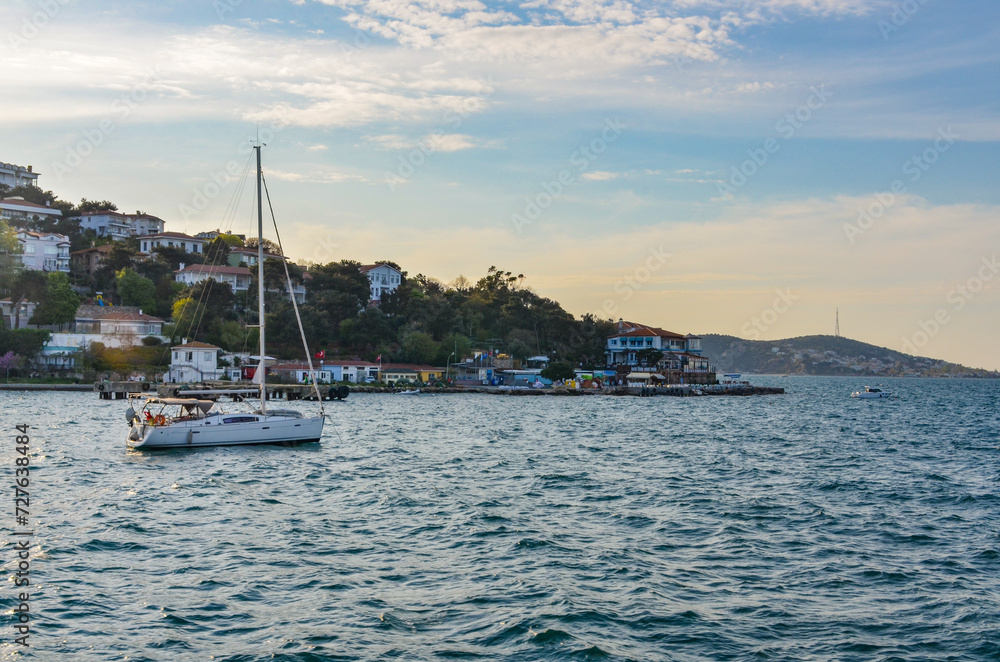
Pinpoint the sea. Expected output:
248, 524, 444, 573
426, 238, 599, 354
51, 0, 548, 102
1, 376, 999, 661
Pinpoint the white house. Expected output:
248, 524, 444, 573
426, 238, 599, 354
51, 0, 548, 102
0, 162, 39, 188
1, 198, 63, 224
175, 264, 252, 292
167, 341, 222, 383
39, 305, 167, 370
359, 264, 402, 304
138, 231, 206, 255
605, 320, 703, 366
16, 230, 70, 273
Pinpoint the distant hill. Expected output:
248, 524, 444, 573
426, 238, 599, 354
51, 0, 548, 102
699, 334, 998, 378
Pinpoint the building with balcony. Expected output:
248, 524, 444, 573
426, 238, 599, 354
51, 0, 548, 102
139, 231, 205, 255
16, 230, 70, 273
606, 320, 714, 385
75, 211, 166, 241
0, 163, 39, 188
1, 198, 63, 224
175, 264, 252, 292
71, 244, 115, 277
359, 264, 402, 304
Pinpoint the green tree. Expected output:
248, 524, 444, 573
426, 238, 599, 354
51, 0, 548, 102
400, 330, 439, 364
29, 272, 80, 328
636, 348, 665, 367
8, 270, 47, 329
116, 268, 157, 310
77, 198, 118, 213
0, 218, 22, 290
541, 361, 576, 382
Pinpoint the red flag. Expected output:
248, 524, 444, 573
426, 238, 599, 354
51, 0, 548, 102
314, 350, 325, 359
376, 354, 382, 362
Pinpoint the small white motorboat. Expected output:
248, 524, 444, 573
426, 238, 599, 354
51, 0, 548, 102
851, 386, 891, 399
394, 389, 421, 395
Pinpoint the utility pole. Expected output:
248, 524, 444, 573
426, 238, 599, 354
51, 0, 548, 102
835, 308, 840, 338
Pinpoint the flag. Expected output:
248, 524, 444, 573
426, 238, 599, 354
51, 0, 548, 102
314, 350, 325, 359
376, 354, 382, 362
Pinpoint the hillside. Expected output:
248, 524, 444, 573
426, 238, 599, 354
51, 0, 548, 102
699, 334, 998, 378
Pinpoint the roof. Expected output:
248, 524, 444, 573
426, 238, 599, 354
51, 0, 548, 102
176, 264, 251, 276
76, 304, 163, 323
379, 363, 443, 371
610, 325, 685, 339
359, 263, 401, 274
70, 244, 115, 256
171, 341, 220, 350
1, 198, 62, 214
17, 230, 69, 242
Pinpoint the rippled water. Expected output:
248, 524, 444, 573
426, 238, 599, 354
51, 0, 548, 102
2, 377, 999, 661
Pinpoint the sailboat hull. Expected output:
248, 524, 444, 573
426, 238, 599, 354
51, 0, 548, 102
128, 415, 324, 450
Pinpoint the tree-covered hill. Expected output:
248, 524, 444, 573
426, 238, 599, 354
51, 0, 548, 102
699, 334, 997, 377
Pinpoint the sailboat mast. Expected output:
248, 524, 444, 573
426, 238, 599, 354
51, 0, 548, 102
255, 144, 267, 414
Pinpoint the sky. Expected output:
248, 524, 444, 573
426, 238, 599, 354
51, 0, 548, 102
3, 0, 999, 370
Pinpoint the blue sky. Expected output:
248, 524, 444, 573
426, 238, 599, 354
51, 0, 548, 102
4, 0, 999, 369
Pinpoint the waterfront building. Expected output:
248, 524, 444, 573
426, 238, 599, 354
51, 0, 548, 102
606, 320, 715, 385
167, 341, 222, 382
16, 230, 70, 273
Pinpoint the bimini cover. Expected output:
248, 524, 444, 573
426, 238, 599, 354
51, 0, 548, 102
150, 398, 216, 414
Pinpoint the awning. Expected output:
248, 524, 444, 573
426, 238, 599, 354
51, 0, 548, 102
147, 398, 215, 413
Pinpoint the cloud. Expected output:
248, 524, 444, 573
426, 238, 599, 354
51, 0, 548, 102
367, 132, 499, 152
581, 171, 620, 181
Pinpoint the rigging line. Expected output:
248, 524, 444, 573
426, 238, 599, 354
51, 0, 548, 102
154, 151, 256, 373
186, 152, 255, 341
260, 172, 325, 416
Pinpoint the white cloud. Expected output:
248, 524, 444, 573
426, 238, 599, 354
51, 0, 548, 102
581, 170, 620, 181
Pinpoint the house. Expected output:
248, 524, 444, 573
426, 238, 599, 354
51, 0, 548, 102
606, 320, 714, 385
269, 362, 335, 384
16, 230, 70, 272
376, 363, 444, 384
167, 341, 221, 383
1, 198, 63, 224
605, 320, 703, 365
359, 263, 402, 304
39, 305, 167, 371
228, 246, 282, 267
71, 244, 115, 277
175, 264, 252, 292
76, 211, 165, 240
0, 162, 39, 188
319, 361, 379, 383
138, 231, 206, 255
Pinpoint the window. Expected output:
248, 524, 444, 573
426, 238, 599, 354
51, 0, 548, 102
185, 352, 193, 361
45, 246, 57, 254
204, 352, 212, 361
223, 416, 259, 424
23, 244, 34, 254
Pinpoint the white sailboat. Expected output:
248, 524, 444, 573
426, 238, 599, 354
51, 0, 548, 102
126, 145, 325, 449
